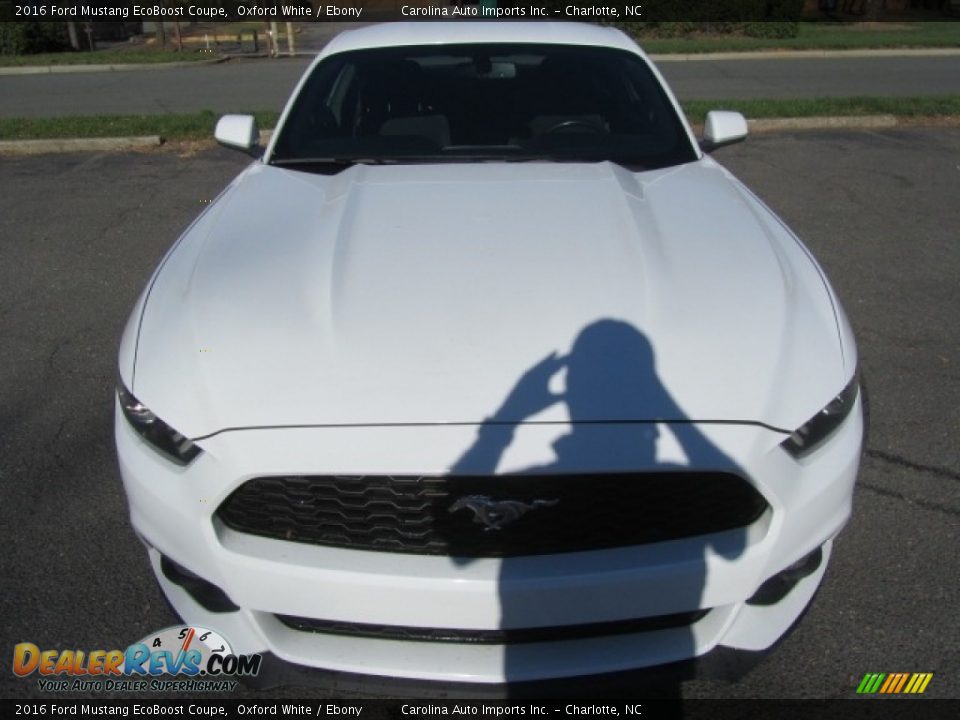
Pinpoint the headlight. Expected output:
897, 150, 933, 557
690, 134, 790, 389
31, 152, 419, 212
117, 381, 201, 465
781, 374, 859, 459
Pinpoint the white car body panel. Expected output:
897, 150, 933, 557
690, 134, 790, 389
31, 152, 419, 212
117, 391, 862, 681
116, 21, 864, 685
132, 159, 843, 440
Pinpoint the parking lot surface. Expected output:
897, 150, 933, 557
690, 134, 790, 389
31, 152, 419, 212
1, 128, 957, 699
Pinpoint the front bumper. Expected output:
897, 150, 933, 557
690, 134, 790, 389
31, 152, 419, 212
116, 401, 862, 684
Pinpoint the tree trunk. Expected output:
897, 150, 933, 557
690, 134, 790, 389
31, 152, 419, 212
83, 23, 96, 51
66, 22, 80, 51
263, 22, 273, 57
862, 0, 884, 18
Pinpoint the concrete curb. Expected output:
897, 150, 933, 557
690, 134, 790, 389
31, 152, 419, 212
0, 115, 941, 155
650, 47, 960, 62
0, 136, 163, 155
0, 56, 226, 76
748, 114, 900, 132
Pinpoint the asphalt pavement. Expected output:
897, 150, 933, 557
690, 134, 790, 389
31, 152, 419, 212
0, 57, 311, 118
0, 128, 957, 699
2, 53, 959, 118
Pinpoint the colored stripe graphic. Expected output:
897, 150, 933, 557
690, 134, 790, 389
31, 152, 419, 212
905, 673, 933, 694
879, 674, 897, 693
893, 673, 910, 693
886, 673, 908, 693
857, 673, 885, 693
856, 672, 933, 694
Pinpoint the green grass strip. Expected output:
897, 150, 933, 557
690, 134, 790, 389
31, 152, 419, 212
0, 49, 216, 67
0, 110, 280, 141
680, 95, 960, 124
636, 21, 960, 54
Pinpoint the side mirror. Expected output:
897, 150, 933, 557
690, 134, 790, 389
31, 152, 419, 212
701, 110, 748, 152
214, 114, 260, 153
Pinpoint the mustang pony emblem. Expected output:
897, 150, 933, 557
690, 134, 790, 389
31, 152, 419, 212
448, 495, 559, 531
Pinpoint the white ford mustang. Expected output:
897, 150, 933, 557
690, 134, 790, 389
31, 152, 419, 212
116, 22, 864, 687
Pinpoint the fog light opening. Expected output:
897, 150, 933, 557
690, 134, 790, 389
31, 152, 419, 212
160, 555, 239, 613
746, 547, 823, 607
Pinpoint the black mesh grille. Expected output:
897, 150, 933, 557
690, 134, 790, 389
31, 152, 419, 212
275, 610, 710, 645
216, 472, 767, 558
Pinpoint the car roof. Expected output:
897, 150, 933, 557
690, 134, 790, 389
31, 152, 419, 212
320, 21, 641, 57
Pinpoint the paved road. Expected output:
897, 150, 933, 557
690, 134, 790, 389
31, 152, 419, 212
2, 53, 959, 118
660, 54, 960, 101
1, 128, 958, 699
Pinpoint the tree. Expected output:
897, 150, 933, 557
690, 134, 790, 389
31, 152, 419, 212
66, 22, 80, 51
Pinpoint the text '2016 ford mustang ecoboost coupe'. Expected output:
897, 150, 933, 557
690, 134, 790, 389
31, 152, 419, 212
116, 22, 864, 686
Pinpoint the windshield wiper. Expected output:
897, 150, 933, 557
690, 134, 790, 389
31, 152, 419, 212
268, 157, 396, 175
270, 157, 390, 167
270, 155, 649, 171
503, 154, 649, 170
435, 153, 650, 169
274, 155, 548, 166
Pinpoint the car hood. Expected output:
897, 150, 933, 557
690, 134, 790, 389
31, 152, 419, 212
132, 159, 846, 440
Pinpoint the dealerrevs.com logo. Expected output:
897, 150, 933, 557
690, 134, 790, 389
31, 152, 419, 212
13, 626, 261, 692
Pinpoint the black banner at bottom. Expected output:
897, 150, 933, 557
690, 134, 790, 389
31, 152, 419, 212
3, 700, 960, 720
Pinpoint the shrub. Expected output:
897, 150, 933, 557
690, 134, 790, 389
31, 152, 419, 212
607, 0, 803, 37
0, 23, 69, 56
741, 22, 801, 39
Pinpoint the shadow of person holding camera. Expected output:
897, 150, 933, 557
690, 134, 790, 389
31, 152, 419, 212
443, 319, 750, 703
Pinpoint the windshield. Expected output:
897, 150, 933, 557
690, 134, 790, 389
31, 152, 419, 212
269, 43, 697, 170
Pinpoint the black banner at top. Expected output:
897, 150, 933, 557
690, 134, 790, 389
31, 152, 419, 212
0, 0, 829, 24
